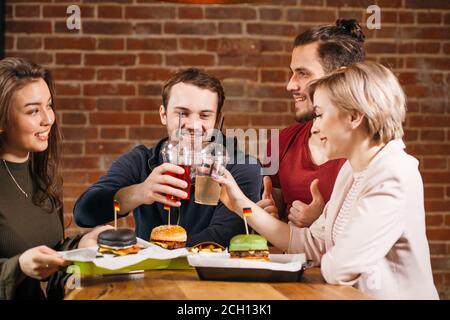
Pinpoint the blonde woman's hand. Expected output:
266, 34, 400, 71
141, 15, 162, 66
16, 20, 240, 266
212, 169, 252, 215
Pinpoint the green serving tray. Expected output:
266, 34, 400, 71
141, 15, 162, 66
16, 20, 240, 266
74, 256, 192, 276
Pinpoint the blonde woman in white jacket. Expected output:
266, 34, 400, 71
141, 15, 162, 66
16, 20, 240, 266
213, 62, 438, 300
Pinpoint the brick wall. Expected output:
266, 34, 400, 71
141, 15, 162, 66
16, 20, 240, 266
4, 0, 450, 299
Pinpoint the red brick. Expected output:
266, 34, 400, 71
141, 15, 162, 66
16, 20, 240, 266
166, 53, 215, 66
90, 112, 141, 125
287, 9, 336, 23
97, 98, 124, 111
85, 54, 135, 66
366, 42, 397, 54
6, 21, 51, 33
44, 37, 95, 50
405, 0, 450, 9
244, 54, 290, 68
98, 38, 125, 50
100, 128, 127, 140
425, 186, 445, 199
6, 52, 52, 64
178, 7, 203, 19
15, 5, 40, 17
426, 214, 444, 226
417, 12, 442, 24
427, 229, 450, 241
52, 68, 95, 81
125, 68, 172, 81
129, 127, 167, 140
261, 101, 289, 113
127, 38, 177, 51
62, 172, 89, 185
143, 113, 163, 125
62, 127, 98, 141
247, 23, 296, 37
138, 54, 163, 65
406, 58, 450, 70
16, 36, 41, 49
423, 158, 448, 170
4, 36, 14, 50
55, 53, 81, 65
125, 98, 161, 111
261, 70, 289, 83
138, 84, 162, 96
62, 113, 87, 125
134, 23, 162, 35
223, 99, 259, 113
223, 81, 245, 97
84, 84, 135, 96
251, 114, 291, 127
248, 84, 290, 99
164, 22, 216, 35
260, 8, 282, 21
221, 114, 250, 127
62, 142, 83, 155
408, 115, 450, 128
125, 6, 175, 19
180, 38, 205, 50
408, 144, 450, 156
429, 242, 447, 255
403, 129, 419, 142
54, 85, 81, 96
422, 172, 450, 184
205, 7, 256, 20
209, 68, 258, 81
97, 69, 123, 81
98, 5, 122, 18
57, 98, 95, 111
83, 22, 133, 35
86, 142, 134, 155
421, 130, 445, 141
43, 5, 94, 18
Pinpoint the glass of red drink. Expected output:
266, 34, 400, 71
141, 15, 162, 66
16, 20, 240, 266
161, 140, 193, 201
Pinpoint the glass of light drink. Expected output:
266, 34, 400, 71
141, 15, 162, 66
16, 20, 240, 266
194, 143, 228, 206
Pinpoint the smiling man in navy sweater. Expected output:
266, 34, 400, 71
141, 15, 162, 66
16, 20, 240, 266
73, 68, 262, 247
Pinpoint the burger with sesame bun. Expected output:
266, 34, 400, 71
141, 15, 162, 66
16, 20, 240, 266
150, 225, 187, 249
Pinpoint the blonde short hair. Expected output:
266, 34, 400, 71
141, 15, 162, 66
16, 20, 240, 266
307, 61, 406, 143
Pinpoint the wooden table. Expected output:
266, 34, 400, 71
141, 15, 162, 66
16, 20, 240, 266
65, 267, 371, 300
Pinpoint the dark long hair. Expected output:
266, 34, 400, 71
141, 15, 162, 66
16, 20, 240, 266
0, 57, 63, 215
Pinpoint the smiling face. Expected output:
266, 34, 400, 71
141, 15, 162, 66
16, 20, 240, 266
310, 87, 355, 160
159, 82, 218, 144
287, 42, 326, 123
1, 78, 55, 160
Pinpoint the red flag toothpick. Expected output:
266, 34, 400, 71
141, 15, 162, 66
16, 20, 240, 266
113, 200, 120, 230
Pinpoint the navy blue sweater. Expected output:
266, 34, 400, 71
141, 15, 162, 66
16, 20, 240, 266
73, 137, 262, 247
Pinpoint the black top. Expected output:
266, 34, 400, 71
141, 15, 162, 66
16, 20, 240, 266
74, 137, 263, 247
0, 160, 64, 299
97, 228, 137, 248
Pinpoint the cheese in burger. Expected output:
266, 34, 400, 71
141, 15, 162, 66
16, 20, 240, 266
150, 225, 187, 249
97, 228, 141, 256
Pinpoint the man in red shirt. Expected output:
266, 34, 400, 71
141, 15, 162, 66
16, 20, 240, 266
259, 19, 366, 227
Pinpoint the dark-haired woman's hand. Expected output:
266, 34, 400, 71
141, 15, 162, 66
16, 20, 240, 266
78, 225, 114, 249
19, 246, 70, 281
